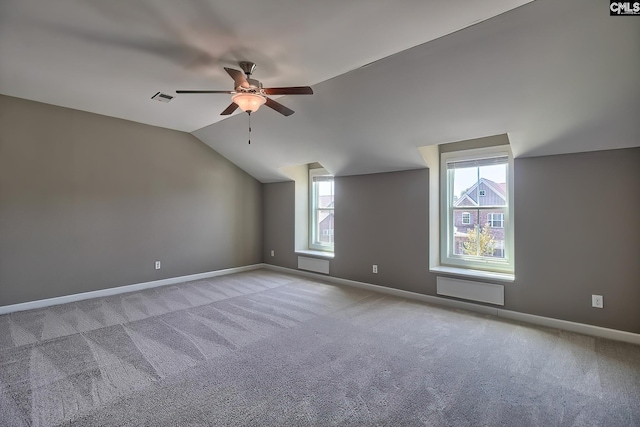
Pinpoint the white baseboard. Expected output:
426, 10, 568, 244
0, 264, 264, 315
263, 264, 640, 346
497, 309, 640, 345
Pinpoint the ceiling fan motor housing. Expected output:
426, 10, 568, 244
239, 78, 262, 92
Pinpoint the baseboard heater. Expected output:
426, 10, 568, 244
437, 276, 504, 306
298, 256, 330, 274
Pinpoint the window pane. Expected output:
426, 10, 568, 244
461, 212, 471, 224
315, 209, 334, 244
309, 169, 334, 251
479, 164, 507, 207
488, 212, 504, 228
450, 158, 507, 208
453, 208, 478, 256
314, 176, 334, 209
452, 207, 506, 259
483, 209, 506, 258
310, 169, 334, 252
452, 166, 479, 208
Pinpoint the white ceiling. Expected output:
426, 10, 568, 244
1, 0, 638, 182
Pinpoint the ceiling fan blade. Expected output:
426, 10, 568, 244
224, 67, 249, 88
220, 103, 239, 115
176, 90, 233, 94
265, 97, 294, 116
263, 86, 313, 95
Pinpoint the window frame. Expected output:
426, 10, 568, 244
461, 212, 471, 225
488, 212, 504, 228
440, 146, 514, 274
309, 168, 334, 252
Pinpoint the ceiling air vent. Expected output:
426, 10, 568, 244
151, 92, 174, 103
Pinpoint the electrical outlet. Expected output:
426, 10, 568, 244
155, 261, 161, 270
592, 294, 603, 308
271, 250, 275, 257
372, 264, 378, 274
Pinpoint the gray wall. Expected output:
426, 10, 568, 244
511, 149, 640, 333
331, 170, 433, 294
263, 148, 640, 334
263, 169, 433, 292
0, 95, 263, 306
262, 181, 297, 269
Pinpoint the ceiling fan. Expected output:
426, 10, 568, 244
177, 61, 313, 116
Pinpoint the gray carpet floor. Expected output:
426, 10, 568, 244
0, 270, 639, 426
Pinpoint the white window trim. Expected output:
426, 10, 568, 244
488, 212, 504, 228
309, 168, 334, 252
440, 145, 514, 274
461, 212, 471, 225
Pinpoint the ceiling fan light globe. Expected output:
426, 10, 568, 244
232, 93, 266, 113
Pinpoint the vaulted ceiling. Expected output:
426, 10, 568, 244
1, 0, 638, 182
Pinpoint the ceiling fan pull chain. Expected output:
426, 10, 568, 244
248, 111, 251, 144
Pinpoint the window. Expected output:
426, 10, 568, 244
461, 212, 471, 225
309, 168, 334, 251
488, 213, 504, 228
440, 146, 513, 273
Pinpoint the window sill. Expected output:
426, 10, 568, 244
295, 249, 335, 260
430, 266, 514, 282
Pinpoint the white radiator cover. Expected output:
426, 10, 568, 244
298, 256, 330, 274
437, 276, 504, 306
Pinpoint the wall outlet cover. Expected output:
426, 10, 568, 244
592, 294, 603, 308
